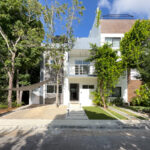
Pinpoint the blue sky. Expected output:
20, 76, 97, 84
40, 0, 150, 37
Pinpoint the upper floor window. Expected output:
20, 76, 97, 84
75, 60, 90, 65
105, 37, 121, 47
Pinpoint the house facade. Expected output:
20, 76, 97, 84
30, 13, 141, 106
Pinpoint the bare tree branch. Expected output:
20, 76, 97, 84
0, 26, 13, 55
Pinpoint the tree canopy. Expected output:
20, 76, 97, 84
120, 20, 150, 69
88, 44, 124, 108
0, 0, 45, 107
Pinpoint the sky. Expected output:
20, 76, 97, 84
39, 0, 150, 37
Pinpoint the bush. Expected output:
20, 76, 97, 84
111, 97, 124, 106
12, 101, 23, 108
131, 84, 150, 107
127, 106, 150, 113
91, 91, 105, 106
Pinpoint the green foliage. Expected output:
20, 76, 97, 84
96, 8, 101, 27
88, 44, 125, 107
111, 97, 124, 106
12, 101, 23, 107
92, 90, 102, 106
0, 0, 45, 106
120, 20, 150, 69
43, 0, 84, 106
126, 106, 150, 113
131, 84, 150, 107
137, 42, 150, 86
0, 104, 8, 109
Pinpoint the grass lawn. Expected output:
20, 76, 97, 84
112, 106, 148, 120
107, 109, 128, 120
83, 106, 116, 120
0, 104, 8, 109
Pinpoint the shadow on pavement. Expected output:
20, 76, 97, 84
0, 111, 150, 150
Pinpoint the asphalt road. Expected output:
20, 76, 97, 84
0, 128, 150, 150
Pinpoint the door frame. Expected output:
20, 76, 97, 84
70, 83, 79, 101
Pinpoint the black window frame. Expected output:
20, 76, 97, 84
82, 85, 95, 89
47, 85, 62, 93
110, 87, 121, 97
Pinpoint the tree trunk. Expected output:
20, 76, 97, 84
56, 74, 59, 107
8, 72, 13, 108
19, 90, 23, 105
100, 81, 107, 109
16, 70, 21, 105
127, 68, 131, 83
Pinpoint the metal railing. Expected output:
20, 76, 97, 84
68, 64, 95, 76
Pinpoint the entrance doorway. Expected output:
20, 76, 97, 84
70, 84, 79, 101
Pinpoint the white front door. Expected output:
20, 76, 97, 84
80, 85, 95, 106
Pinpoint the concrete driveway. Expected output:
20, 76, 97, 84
0, 128, 150, 150
0, 105, 67, 120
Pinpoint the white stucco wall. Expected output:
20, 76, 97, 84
63, 77, 97, 106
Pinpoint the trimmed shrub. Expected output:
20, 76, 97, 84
111, 97, 124, 106
131, 84, 150, 107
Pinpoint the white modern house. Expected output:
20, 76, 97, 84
30, 12, 139, 106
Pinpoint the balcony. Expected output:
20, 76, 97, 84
68, 64, 95, 76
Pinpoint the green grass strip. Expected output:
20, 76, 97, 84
113, 106, 148, 120
83, 106, 116, 120
0, 104, 8, 109
107, 109, 128, 120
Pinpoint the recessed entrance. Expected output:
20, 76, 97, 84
70, 84, 79, 101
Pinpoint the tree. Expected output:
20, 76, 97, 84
43, 0, 85, 107
0, 0, 44, 107
137, 41, 150, 86
120, 20, 150, 71
88, 44, 124, 108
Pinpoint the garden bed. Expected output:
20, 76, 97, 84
125, 106, 150, 114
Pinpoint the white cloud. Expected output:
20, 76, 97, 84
98, 0, 111, 10
111, 0, 150, 18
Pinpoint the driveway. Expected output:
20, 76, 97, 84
0, 105, 67, 120
0, 128, 150, 150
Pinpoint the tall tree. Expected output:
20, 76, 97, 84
43, 0, 85, 107
0, 0, 44, 107
120, 20, 150, 70
88, 44, 124, 108
137, 41, 150, 86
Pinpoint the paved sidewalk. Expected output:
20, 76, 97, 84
109, 106, 138, 120
66, 103, 88, 120
0, 119, 150, 130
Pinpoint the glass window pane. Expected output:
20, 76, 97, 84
105, 37, 112, 45
83, 65, 89, 74
75, 60, 82, 64
83, 85, 88, 89
89, 85, 94, 89
83, 61, 90, 65
47, 85, 55, 93
59, 85, 62, 93
111, 87, 121, 97
112, 38, 121, 47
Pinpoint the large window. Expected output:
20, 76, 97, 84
105, 37, 121, 47
110, 87, 121, 97
75, 60, 90, 75
47, 85, 62, 93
